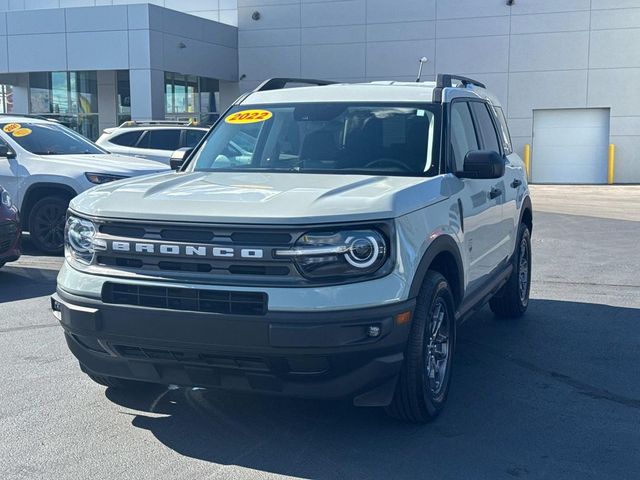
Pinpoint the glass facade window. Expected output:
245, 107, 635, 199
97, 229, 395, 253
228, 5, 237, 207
164, 72, 219, 124
116, 70, 131, 126
0, 85, 12, 113
29, 71, 99, 140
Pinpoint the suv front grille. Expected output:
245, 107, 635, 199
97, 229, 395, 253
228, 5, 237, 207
92, 221, 300, 285
103, 283, 268, 316
0, 222, 18, 253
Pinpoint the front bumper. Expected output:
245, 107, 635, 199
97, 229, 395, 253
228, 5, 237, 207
0, 220, 20, 264
52, 288, 414, 406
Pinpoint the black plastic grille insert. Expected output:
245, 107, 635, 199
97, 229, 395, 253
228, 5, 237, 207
103, 283, 268, 316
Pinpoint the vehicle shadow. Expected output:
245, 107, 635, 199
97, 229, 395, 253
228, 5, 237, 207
0, 264, 58, 303
104, 298, 640, 479
0, 236, 62, 303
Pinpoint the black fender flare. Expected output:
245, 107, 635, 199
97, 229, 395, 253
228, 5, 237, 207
408, 234, 465, 304
519, 194, 533, 232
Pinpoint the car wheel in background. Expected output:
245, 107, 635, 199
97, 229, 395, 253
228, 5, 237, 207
28, 196, 69, 254
490, 223, 532, 319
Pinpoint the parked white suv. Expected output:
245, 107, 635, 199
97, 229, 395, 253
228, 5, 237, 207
0, 115, 168, 253
96, 121, 209, 165
52, 75, 532, 423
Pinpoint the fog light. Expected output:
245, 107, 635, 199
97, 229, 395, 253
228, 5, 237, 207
367, 325, 381, 338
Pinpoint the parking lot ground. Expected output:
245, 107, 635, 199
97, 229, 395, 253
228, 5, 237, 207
1, 187, 639, 480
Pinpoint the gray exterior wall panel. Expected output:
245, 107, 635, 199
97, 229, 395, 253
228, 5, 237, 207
237, 0, 640, 182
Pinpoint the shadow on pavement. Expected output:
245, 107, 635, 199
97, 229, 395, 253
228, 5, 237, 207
104, 298, 640, 479
0, 265, 59, 303
0, 236, 62, 303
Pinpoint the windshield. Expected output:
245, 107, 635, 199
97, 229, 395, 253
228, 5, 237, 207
189, 103, 439, 176
1, 121, 105, 155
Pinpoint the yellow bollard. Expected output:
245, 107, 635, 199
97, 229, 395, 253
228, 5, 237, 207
523, 144, 531, 181
608, 144, 615, 185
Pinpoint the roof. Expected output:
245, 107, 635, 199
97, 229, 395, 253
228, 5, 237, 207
241, 75, 503, 108
0, 115, 55, 124
243, 82, 442, 105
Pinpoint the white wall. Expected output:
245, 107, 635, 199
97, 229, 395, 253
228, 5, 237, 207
0, 0, 239, 26
237, 0, 640, 183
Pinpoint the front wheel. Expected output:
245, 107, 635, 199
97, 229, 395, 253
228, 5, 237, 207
489, 223, 531, 318
386, 271, 456, 423
28, 196, 69, 254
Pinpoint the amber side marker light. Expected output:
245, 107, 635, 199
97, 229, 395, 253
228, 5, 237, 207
395, 311, 412, 325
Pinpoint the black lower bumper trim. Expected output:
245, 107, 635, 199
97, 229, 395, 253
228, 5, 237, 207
53, 288, 414, 405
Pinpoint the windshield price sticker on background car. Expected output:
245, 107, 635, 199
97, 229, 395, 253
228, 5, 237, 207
2, 123, 21, 133
12, 128, 32, 137
225, 109, 273, 124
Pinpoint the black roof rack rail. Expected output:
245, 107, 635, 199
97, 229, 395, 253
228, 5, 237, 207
436, 74, 486, 89
433, 73, 486, 102
253, 77, 336, 92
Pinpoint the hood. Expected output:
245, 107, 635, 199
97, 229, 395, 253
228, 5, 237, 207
38, 153, 168, 175
71, 171, 451, 224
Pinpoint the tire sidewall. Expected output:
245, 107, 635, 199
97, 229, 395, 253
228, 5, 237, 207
416, 276, 456, 416
28, 196, 69, 254
516, 224, 532, 310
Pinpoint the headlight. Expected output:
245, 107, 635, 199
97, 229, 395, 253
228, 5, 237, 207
65, 216, 100, 265
276, 229, 389, 280
85, 172, 127, 185
1, 190, 11, 207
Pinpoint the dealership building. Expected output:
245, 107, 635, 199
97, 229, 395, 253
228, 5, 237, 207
0, 0, 638, 184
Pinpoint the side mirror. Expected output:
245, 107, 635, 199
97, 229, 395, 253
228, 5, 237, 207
0, 144, 16, 159
170, 147, 193, 171
457, 150, 505, 179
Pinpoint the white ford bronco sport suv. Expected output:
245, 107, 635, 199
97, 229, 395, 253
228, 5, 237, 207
52, 75, 532, 422
0, 116, 169, 253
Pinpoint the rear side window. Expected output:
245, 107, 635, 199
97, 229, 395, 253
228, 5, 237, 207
138, 129, 181, 150
183, 129, 206, 148
109, 131, 143, 147
450, 102, 479, 172
492, 106, 513, 155
470, 102, 501, 154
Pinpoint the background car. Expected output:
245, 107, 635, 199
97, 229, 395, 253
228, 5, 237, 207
96, 121, 209, 164
0, 115, 169, 254
0, 184, 20, 268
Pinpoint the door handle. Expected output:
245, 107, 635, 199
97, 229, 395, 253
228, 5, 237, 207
489, 187, 502, 199
510, 179, 522, 188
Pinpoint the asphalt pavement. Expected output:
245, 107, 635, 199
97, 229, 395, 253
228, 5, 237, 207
1, 189, 639, 480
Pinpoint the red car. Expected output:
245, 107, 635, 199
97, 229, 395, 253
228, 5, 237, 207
0, 185, 20, 268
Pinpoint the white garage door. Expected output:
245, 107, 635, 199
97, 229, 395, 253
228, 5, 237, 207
532, 108, 610, 184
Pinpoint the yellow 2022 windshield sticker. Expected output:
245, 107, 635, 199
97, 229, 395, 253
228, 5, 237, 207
12, 128, 32, 137
225, 110, 273, 124
3, 123, 21, 133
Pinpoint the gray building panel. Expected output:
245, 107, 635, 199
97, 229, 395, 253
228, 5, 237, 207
236, 0, 640, 182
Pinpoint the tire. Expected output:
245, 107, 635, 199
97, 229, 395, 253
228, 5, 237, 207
490, 223, 531, 319
28, 195, 70, 254
386, 271, 456, 423
84, 371, 153, 390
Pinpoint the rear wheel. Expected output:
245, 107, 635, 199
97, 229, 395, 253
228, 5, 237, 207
28, 195, 69, 254
490, 223, 531, 318
386, 271, 455, 423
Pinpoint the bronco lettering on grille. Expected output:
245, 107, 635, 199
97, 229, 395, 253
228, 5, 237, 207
108, 241, 264, 259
